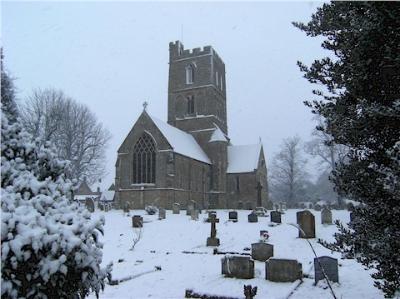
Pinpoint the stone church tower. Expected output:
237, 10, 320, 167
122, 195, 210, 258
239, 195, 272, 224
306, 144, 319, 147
114, 41, 269, 210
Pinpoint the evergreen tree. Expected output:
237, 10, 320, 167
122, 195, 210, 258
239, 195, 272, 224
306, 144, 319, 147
1, 50, 18, 122
1, 95, 111, 297
294, 2, 400, 297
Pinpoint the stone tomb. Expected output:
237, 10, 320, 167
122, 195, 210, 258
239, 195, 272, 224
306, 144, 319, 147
321, 208, 332, 224
248, 213, 258, 223
132, 215, 143, 228
221, 256, 254, 279
265, 258, 302, 282
85, 198, 95, 212
296, 210, 315, 238
251, 243, 274, 261
172, 203, 180, 214
314, 256, 339, 284
228, 211, 238, 222
270, 211, 281, 223
158, 208, 166, 220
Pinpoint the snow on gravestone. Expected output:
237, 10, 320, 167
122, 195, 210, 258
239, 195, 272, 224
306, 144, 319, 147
270, 211, 281, 223
321, 208, 332, 224
190, 209, 199, 221
228, 211, 238, 222
251, 243, 274, 261
296, 210, 315, 238
314, 256, 339, 284
265, 258, 302, 282
158, 208, 166, 220
221, 256, 254, 279
172, 203, 180, 214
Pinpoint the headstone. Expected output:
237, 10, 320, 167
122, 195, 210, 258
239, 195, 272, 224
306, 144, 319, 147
191, 209, 199, 221
158, 208, 166, 220
260, 230, 269, 242
206, 214, 220, 246
132, 215, 143, 228
248, 213, 258, 223
251, 243, 274, 261
314, 256, 339, 284
296, 210, 315, 238
85, 198, 95, 212
186, 204, 194, 216
321, 208, 332, 224
172, 203, 180, 214
265, 258, 302, 282
314, 204, 321, 211
270, 211, 281, 223
228, 211, 238, 222
207, 211, 217, 222
222, 256, 254, 279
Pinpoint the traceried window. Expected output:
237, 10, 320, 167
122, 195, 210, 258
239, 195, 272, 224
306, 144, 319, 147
185, 64, 194, 84
132, 133, 156, 184
187, 95, 195, 115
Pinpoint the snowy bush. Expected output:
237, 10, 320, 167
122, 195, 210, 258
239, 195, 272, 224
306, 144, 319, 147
145, 205, 158, 215
1, 108, 111, 298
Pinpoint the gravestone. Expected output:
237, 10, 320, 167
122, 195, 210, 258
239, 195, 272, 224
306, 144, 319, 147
265, 258, 302, 282
260, 230, 269, 242
248, 213, 258, 223
158, 208, 166, 220
251, 243, 274, 261
206, 211, 217, 222
85, 198, 95, 212
314, 256, 339, 284
314, 204, 321, 211
186, 204, 194, 216
132, 215, 143, 228
229, 211, 238, 222
296, 210, 315, 238
172, 203, 180, 214
191, 209, 199, 221
206, 214, 220, 246
270, 211, 281, 223
221, 256, 254, 279
321, 208, 332, 224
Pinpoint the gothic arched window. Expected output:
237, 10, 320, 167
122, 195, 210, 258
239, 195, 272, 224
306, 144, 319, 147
187, 95, 195, 115
132, 133, 156, 184
185, 64, 194, 84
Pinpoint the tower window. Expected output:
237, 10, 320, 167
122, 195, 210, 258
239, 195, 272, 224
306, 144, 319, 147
187, 95, 195, 115
186, 65, 194, 84
216, 71, 219, 87
132, 133, 156, 184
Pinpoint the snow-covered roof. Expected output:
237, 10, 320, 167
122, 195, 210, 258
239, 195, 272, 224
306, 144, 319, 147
100, 190, 115, 202
209, 125, 228, 143
74, 194, 98, 201
227, 143, 262, 173
149, 115, 211, 164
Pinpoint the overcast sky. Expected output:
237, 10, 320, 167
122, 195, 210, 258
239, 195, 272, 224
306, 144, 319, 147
2, 1, 327, 189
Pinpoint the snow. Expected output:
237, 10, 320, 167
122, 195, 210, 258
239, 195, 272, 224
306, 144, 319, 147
100, 190, 115, 202
209, 125, 228, 143
227, 143, 262, 173
90, 209, 383, 299
149, 115, 211, 164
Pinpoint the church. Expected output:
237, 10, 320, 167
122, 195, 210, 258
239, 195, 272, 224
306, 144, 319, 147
115, 41, 269, 210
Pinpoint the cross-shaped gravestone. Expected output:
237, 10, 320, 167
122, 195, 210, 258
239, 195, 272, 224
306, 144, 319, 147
206, 214, 220, 246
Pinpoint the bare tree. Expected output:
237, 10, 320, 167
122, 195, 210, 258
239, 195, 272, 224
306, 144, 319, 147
21, 88, 111, 184
269, 135, 309, 206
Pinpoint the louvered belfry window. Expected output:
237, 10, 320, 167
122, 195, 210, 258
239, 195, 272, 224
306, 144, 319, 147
132, 133, 156, 184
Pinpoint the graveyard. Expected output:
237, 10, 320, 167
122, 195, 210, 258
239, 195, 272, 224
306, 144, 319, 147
88, 209, 383, 299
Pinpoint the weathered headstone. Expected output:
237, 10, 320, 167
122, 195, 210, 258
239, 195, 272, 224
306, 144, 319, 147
158, 208, 166, 220
260, 230, 269, 242
270, 211, 281, 223
251, 243, 274, 261
172, 203, 180, 214
314, 256, 339, 284
186, 203, 194, 215
265, 258, 302, 282
222, 256, 254, 279
206, 214, 220, 246
206, 211, 217, 222
321, 208, 332, 224
191, 209, 199, 221
314, 204, 321, 211
248, 213, 258, 223
85, 198, 95, 212
229, 211, 238, 222
132, 215, 143, 228
296, 210, 315, 238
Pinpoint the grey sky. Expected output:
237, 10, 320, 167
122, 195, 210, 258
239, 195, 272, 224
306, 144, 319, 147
2, 1, 326, 188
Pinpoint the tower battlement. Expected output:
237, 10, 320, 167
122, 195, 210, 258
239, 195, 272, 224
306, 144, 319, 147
169, 40, 224, 65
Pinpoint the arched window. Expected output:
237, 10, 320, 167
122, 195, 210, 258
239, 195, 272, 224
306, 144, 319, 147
185, 64, 194, 84
187, 95, 195, 115
132, 133, 156, 184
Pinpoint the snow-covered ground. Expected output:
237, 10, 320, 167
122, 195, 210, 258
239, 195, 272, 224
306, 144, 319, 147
90, 209, 383, 299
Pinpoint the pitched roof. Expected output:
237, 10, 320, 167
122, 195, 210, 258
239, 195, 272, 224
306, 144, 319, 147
149, 114, 211, 164
75, 180, 97, 195
209, 125, 228, 143
227, 143, 262, 173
